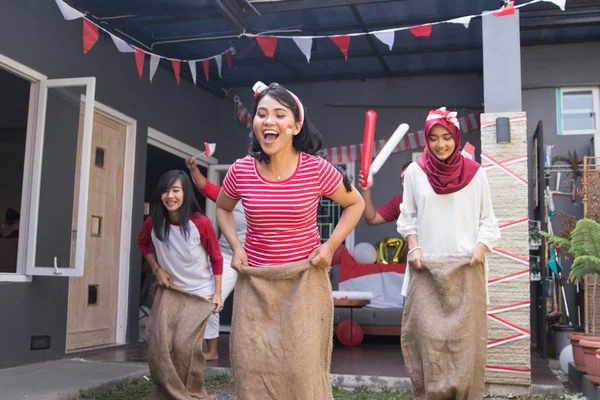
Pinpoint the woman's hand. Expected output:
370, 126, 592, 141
309, 242, 334, 269
155, 268, 173, 288
230, 247, 249, 274
212, 293, 223, 313
358, 172, 373, 191
185, 156, 199, 171
469, 243, 488, 266
407, 247, 423, 270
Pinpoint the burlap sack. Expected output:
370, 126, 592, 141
145, 285, 216, 400
230, 260, 334, 400
401, 257, 487, 400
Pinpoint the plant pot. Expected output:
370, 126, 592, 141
580, 340, 600, 384
569, 333, 600, 373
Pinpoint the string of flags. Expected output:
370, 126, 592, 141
56, 0, 566, 85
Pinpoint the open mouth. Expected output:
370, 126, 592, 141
263, 129, 279, 144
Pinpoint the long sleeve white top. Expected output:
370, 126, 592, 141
396, 162, 501, 301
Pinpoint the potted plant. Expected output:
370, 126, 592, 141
543, 218, 600, 374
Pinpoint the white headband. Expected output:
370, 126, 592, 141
252, 81, 305, 126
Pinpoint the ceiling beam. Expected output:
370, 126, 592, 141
249, 0, 405, 13
350, 5, 391, 76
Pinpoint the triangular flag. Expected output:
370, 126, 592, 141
55, 0, 83, 20
447, 16, 473, 28
373, 31, 395, 51
188, 61, 197, 85
225, 50, 232, 69
256, 36, 278, 58
83, 19, 99, 54
409, 24, 432, 38
215, 55, 223, 78
202, 59, 210, 82
330, 35, 350, 60
292, 37, 313, 62
493, 1, 515, 16
110, 33, 135, 53
461, 142, 475, 160
204, 142, 216, 157
172, 60, 181, 86
149, 55, 160, 82
543, 0, 566, 10
134, 49, 145, 79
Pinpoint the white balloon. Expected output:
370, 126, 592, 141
559, 344, 574, 373
353, 242, 377, 264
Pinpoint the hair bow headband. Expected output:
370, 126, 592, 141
252, 81, 305, 126
426, 107, 460, 130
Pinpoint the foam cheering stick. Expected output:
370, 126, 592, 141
360, 110, 378, 187
368, 123, 410, 183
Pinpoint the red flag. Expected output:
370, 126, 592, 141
83, 19, 99, 54
202, 59, 210, 82
493, 1, 515, 16
225, 50, 232, 69
134, 49, 145, 79
256, 36, 278, 58
172, 60, 181, 86
409, 24, 432, 38
330, 35, 350, 60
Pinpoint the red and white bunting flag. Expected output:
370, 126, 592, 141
225, 49, 232, 69
56, 0, 83, 20
256, 36, 278, 58
330, 35, 350, 60
409, 24, 433, 37
461, 142, 475, 160
292, 37, 313, 62
373, 31, 395, 51
204, 142, 216, 157
188, 61, 197, 85
110, 33, 135, 53
493, 1, 515, 16
544, 0, 566, 10
134, 49, 145, 79
202, 59, 210, 82
447, 16, 473, 28
149, 54, 160, 82
83, 19, 99, 54
215, 55, 223, 78
172, 60, 181, 86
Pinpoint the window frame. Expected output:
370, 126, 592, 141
557, 86, 600, 136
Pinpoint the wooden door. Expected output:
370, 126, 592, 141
66, 109, 126, 351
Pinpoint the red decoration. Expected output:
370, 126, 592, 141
493, 1, 515, 16
360, 110, 377, 188
225, 50, 232, 69
172, 60, 181, 86
336, 320, 364, 347
330, 35, 350, 60
134, 49, 145, 79
409, 24, 433, 38
256, 36, 278, 58
202, 59, 210, 82
82, 19, 99, 54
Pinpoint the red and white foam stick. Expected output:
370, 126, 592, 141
360, 110, 377, 187
368, 123, 410, 183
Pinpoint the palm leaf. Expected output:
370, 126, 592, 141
539, 231, 571, 250
569, 255, 600, 282
569, 219, 600, 258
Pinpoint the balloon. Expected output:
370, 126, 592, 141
360, 110, 377, 188
376, 237, 407, 264
559, 344, 574, 373
336, 320, 364, 346
353, 242, 377, 264
368, 123, 410, 183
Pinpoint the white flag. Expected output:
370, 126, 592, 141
149, 55, 160, 82
447, 16, 473, 28
373, 31, 395, 51
110, 33, 135, 53
292, 37, 312, 63
188, 61, 197, 85
55, 0, 84, 20
543, 0, 565, 10
215, 54, 223, 78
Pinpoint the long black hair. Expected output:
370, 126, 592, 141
249, 82, 352, 192
151, 170, 203, 243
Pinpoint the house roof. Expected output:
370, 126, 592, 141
65, 0, 600, 97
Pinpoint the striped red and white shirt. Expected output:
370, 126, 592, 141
222, 153, 343, 266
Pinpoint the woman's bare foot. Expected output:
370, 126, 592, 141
204, 351, 219, 361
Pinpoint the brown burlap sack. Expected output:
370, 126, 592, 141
145, 285, 217, 400
231, 260, 334, 400
401, 257, 487, 400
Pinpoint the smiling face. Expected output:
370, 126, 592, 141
253, 94, 301, 156
427, 124, 456, 161
161, 179, 184, 215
